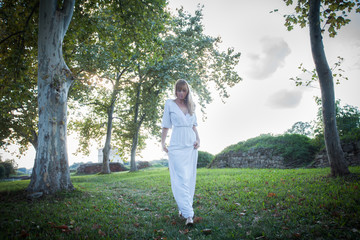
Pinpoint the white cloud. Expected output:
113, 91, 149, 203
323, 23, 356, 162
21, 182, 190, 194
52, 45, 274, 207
247, 36, 291, 80
267, 89, 303, 109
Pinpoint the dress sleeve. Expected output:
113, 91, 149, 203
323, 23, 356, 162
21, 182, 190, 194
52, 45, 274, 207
193, 113, 198, 127
161, 100, 172, 128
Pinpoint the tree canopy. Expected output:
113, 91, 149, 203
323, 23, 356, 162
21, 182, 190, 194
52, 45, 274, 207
68, 6, 242, 170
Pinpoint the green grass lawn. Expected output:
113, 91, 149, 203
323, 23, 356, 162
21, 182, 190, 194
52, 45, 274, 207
1, 167, 360, 239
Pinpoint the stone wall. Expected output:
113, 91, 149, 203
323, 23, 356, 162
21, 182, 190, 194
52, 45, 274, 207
209, 148, 287, 169
311, 142, 360, 168
76, 162, 128, 174
209, 141, 360, 169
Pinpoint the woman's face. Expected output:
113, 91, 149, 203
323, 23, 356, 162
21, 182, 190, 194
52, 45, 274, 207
176, 84, 188, 100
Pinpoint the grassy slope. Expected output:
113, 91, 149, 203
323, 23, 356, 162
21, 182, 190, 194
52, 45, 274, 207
1, 167, 360, 239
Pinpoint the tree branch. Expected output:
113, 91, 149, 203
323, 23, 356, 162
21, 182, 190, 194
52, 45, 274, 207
61, 0, 75, 33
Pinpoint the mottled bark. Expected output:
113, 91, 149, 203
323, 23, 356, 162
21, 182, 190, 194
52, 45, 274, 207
101, 71, 125, 174
101, 106, 113, 174
129, 84, 141, 172
28, 0, 75, 195
309, 0, 350, 176
130, 126, 139, 172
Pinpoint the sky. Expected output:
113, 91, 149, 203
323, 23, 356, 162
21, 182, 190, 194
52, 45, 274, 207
2, 0, 360, 169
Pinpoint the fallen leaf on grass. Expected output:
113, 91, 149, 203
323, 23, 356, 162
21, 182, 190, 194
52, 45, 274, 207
193, 217, 202, 223
179, 229, 189, 234
267, 192, 276, 198
201, 229, 212, 235
154, 229, 165, 234
133, 223, 140, 227
54, 225, 69, 230
53, 225, 71, 233
98, 229, 106, 236
293, 233, 301, 238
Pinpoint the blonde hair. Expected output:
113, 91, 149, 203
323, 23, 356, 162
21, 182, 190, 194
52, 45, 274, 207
175, 79, 195, 115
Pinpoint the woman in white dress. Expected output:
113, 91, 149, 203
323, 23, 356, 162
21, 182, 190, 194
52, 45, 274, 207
161, 79, 200, 226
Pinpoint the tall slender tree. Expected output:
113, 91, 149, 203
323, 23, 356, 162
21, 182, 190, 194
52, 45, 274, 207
282, 0, 359, 176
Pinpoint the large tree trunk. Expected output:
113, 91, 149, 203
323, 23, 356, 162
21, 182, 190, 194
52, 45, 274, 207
309, 0, 350, 177
28, 0, 75, 195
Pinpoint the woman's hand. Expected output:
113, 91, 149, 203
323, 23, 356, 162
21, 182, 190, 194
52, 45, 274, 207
193, 140, 200, 149
192, 126, 200, 150
162, 144, 168, 153
161, 128, 169, 153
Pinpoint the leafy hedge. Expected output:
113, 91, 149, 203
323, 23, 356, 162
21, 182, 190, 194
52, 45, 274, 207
197, 151, 214, 168
218, 134, 319, 166
0, 160, 16, 179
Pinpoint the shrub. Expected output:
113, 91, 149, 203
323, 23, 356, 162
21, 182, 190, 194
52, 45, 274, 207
0, 159, 16, 178
313, 99, 360, 146
340, 128, 360, 143
137, 161, 152, 170
197, 151, 214, 168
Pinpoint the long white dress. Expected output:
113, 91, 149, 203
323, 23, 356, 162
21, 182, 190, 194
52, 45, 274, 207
161, 99, 198, 218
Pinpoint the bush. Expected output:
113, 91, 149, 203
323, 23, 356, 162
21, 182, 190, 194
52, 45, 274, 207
313, 99, 360, 146
197, 151, 214, 168
340, 128, 360, 143
137, 161, 152, 170
0, 159, 16, 178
